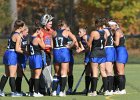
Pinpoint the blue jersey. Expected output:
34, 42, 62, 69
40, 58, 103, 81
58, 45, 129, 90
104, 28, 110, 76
53, 29, 70, 63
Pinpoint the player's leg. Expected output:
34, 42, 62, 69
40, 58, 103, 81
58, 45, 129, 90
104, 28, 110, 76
59, 62, 69, 96
116, 63, 126, 94
32, 68, 43, 97
52, 63, 60, 96
100, 63, 108, 95
16, 65, 23, 93
115, 46, 128, 94
67, 62, 74, 94
89, 62, 98, 96
9, 65, 18, 96
84, 63, 91, 94
0, 65, 9, 96
106, 62, 114, 95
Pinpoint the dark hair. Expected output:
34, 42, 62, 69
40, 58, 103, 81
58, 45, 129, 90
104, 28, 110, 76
13, 20, 25, 31
29, 24, 41, 35
95, 18, 104, 28
57, 19, 68, 29
102, 18, 110, 27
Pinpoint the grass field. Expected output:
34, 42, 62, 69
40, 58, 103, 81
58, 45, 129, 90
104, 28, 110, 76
0, 64, 140, 100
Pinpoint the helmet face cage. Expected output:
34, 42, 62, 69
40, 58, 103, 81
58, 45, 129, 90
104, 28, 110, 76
41, 14, 54, 25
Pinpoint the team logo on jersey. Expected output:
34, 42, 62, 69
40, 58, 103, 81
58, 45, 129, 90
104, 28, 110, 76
45, 37, 51, 45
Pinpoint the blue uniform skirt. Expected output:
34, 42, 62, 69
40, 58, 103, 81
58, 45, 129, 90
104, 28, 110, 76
17, 53, 28, 69
90, 57, 106, 63
53, 47, 70, 63
84, 52, 91, 63
29, 54, 43, 69
3, 49, 17, 66
105, 46, 116, 62
116, 46, 128, 64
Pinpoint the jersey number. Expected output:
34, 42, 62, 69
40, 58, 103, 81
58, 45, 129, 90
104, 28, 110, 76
55, 37, 64, 47
100, 40, 104, 49
110, 36, 113, 46
30, 45, 34, 55
7, 39, 11, 49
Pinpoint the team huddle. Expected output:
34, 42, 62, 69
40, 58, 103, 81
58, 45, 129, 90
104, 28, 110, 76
0, 14, 128, 97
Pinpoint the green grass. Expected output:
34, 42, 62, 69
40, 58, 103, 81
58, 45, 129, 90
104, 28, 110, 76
0, 64, 140, 100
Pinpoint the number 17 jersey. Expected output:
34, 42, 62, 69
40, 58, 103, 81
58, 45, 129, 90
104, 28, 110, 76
53, 29, 70, 63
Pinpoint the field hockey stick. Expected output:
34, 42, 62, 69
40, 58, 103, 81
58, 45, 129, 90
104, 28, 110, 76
73, 65, 87, 94
22, 70, 30, 85
97, 84, 104, 95
18, 64, 30, 86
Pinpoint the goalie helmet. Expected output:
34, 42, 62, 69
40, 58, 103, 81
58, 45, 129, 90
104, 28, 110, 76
41, 14, 54, 25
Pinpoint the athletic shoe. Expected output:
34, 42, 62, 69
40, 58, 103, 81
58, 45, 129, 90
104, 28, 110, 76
104, 90, 109, 96
119, 89, 126, 95
11, 92, 22, 97
113, 89, 120, 95
108, 90, 113, 96
87, 92, 93, 96
33, 92, 43, 97
0, 90, 5, 97
59, 91, 66, 97
16, 91, 26, 96
66, 89, 73, 94
87, 91, 97, 96
51, 91, 57, 96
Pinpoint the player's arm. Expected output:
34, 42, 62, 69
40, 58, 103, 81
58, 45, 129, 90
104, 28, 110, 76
38, 32, 46, 49
104, 30, 108, 46
77, 41, 85, 53
51, 31, 57, 48
15, 34, 23, 53
67, 31, 79, 49
87, 31, 95, 50
114, 30, 121, 46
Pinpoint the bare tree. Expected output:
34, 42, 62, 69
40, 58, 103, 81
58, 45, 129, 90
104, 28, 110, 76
10, 0, 18, 29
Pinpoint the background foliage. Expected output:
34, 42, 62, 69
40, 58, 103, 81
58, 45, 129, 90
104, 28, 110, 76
0, 0, 140, 64
0, 0, 12, 35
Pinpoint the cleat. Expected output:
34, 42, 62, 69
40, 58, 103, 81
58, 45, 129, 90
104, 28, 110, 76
66, 89, 73, 94
59, 91, 66, 97
51, 91, 57, 96
33, 92, 43, 97
87, 91, 97, 96
0, 90, 5, 97
119, 89, 126, 95
11, 92, 22, 97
